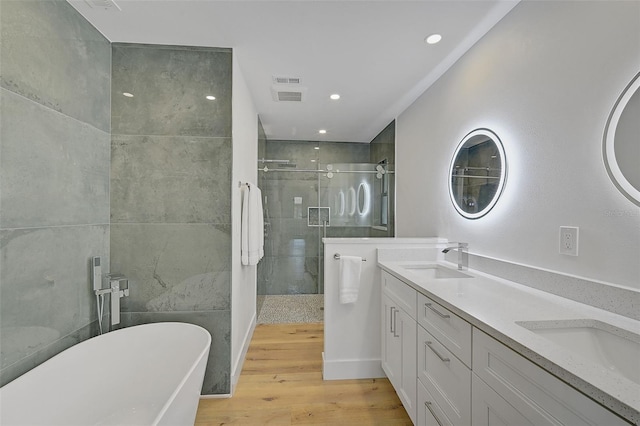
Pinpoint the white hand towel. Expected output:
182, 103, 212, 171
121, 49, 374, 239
339, 255, 362, 304
241, 183, 264, 266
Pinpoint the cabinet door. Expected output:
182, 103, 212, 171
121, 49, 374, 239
472, 374, 534, 426
397, 307, 417, 424
381, 293, 401, 387
381, 292, 417, 424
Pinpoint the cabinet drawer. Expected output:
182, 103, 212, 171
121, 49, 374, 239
472, 328, 630, 426
417, 293, 471, 367
418, 325, 471, 426
382, 271, 417, 319
418, 379, 454, 426
472, 373, 534, 426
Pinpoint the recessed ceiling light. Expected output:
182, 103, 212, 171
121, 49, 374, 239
330, 94, 340, 100
314, 146, 320, 150
122, 92, 134, 97
206, 95, 216, 100
318, 129, 327, 134
425, 34, 442, 45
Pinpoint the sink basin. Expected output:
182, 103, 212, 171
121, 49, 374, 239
401, 264, 472, 280
517, 320, 640, 384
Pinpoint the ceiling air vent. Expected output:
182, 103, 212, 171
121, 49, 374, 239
278, 91, 302, 102
272, 76, 301, 85
271, 86, 307, 102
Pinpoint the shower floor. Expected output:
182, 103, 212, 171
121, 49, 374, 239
257, 294, 324, 324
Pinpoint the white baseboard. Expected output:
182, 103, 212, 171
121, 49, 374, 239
230, 313, 257, 395
322, 352, 385, 380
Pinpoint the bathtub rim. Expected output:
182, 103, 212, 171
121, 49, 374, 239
147, 322, 212, 424
0, 321, 212, 425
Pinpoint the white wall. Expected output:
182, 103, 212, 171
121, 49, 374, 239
231, 52, 258, 393
396, 1, 640, 289
323, 238, 447, 380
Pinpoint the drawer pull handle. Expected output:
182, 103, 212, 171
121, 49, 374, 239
392, 308, 399, 338
426, 341, 450, 363
425, 303, 450, 319
425, 401, 445, 426
389, 307, 395, 333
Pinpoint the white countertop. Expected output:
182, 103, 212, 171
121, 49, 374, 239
378, 259, 640, 424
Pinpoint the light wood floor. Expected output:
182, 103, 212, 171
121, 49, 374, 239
195, 323, 411, 425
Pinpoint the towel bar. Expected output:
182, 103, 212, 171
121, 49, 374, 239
333, 253, 366, 261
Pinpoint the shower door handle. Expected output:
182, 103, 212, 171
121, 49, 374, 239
322, 220, 327, 239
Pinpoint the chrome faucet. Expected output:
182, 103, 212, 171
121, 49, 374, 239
107, 274, 129, 326
93, 268, 129, 326
442, 242, 468, 270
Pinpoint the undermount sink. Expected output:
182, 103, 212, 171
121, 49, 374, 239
517, 319, 640, 385
401, 264, 472, 280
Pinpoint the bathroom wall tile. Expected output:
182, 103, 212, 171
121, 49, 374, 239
111, 44, 232, 137
268, 218, 320, 257
0, 0, 111, 132
265, 140, 320, 166
110, 135, 231, 224
259, 256, 318, 295
261, 171, 319, 184
319, 141, 370, 165
325, 226, 371, 239
262, 179, 319, 219
0, 319, 97, 387
0, 225, 109, 370
118, 310, 231, 394
110, 224, 231, 313
370, 120, 395, 164
0, 89, 110, 228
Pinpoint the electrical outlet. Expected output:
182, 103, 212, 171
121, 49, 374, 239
559, 226, 579, 256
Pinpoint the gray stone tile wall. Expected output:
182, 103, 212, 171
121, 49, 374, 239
0, 0, 111, 386
1, 89, 110, 228
370, 121, 396, 237
370, 120, 395, 164
319, 141, 370, 165
110, 43, 233, 394
110, 135, 231, 223
0, 0, 111, 132
111, 44, 232, 137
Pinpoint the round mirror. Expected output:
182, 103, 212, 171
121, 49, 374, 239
603, 72, 640, 206
449, 128, 506, 219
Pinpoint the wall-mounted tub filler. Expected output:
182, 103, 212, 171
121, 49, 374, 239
91, 257, 129, 333
441, 242, 469, 270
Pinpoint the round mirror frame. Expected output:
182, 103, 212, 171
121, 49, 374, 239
448, 128, 507, 219
603, 72, 640, 206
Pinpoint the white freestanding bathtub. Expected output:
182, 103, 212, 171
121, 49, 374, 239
0, 322, 211, 425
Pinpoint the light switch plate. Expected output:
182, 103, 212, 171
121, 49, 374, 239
559, 226, 579, 256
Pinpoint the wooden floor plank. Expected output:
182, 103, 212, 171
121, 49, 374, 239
195, 323, 411, 425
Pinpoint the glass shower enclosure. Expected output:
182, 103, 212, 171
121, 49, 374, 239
257, 162, 394, 296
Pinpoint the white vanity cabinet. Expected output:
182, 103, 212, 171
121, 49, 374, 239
381, 271, 418, 424
472, 328, 630, 426
380, 268, 632, 426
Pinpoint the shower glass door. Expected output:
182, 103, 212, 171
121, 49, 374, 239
257, 161, 393, 296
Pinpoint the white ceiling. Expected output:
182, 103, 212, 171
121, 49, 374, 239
68, 0, 519, 142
